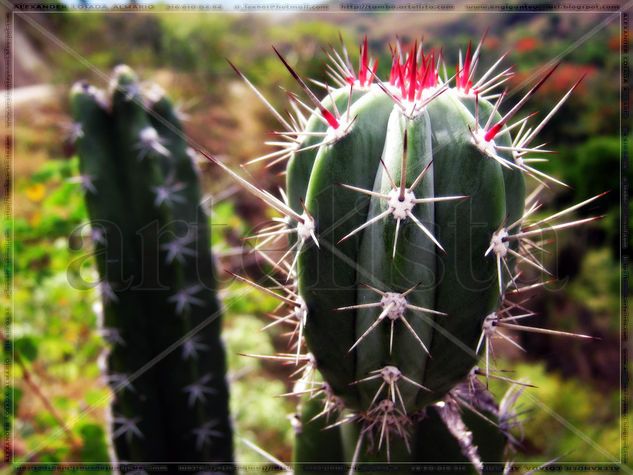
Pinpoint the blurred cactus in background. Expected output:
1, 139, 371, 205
69, 66, 233, 467
205, 35, 604, 473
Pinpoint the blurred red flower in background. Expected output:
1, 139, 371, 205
515, 37, 540, 53
511, 63, 597, 95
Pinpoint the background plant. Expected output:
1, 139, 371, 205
69, 66, 234, 465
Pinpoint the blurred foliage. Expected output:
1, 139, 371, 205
568, 249, 620, 331
49, 11, 349, 104
223, 308, 294, 463
8, 8, 625, 473
7, 157, 109, 469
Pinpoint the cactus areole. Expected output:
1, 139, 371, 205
208, 36, 598, 467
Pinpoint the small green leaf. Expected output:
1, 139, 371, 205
15, 336, 38, 362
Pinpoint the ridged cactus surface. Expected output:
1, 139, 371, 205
205, 35, 601, 472
70, 66, 233, 467
295, 87, 525, 412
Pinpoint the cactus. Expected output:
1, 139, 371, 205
293, 371, 509, 474
69, 66, 233, 467
204, 35, 603, 472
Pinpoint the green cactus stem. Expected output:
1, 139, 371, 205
70, 66, 233, 467
293, 394, 346, 474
